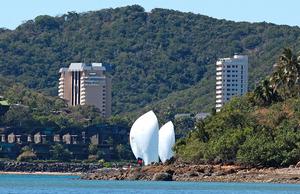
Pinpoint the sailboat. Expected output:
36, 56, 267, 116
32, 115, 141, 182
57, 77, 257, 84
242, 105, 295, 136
129, 110, 159, 165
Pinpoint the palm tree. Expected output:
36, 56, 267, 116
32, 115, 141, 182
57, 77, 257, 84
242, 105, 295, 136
254, 78, 280, 105
270, 48, 300, 98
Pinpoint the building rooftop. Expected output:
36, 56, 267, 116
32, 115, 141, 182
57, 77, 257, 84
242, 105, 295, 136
59, 63, 106, 72
0, 100, 9, 106
69, 63, 87, 71
195, 112, 211, 120
217, 54, 248, 64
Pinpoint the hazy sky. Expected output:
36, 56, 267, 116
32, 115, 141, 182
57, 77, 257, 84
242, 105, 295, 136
1, 0, 300, 29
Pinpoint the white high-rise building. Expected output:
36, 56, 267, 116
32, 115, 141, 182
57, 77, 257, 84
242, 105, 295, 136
215, 54, 248, 112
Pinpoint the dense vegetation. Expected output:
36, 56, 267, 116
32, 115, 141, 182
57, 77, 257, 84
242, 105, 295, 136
0, 84, 129, 132
1, 5, 300, 115
175, 49, 300, 167
0, 84, 133, 161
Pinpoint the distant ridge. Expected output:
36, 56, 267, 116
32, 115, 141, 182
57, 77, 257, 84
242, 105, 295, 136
1, 5, 300, 115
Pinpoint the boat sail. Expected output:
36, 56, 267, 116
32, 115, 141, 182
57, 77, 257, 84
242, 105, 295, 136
158, 121, 175, 163
129, 110, 159, 165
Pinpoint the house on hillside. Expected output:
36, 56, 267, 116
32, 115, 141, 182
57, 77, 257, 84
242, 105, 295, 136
0, 98, 10, 116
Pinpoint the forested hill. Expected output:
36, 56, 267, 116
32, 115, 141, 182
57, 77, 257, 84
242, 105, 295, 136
1, 5, 300, 115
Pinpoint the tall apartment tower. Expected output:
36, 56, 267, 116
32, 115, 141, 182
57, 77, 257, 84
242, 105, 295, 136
215, 54, 248, 112
58, 63, 112, 117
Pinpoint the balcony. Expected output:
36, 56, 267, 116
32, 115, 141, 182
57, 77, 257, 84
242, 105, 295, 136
216, 95, 222, 99
216, 104, 222, 108
216, 90, 222, 94
216, 86, 222, 90
216, 81, 222, 85
216, 67, 223, 71
216, 72, 222, 76
216, 76, 222, 80
216, 99, 222, 103
59, 77, 64, 81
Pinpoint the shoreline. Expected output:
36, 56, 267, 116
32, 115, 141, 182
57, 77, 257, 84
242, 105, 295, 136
0, 171, 80, 176
81, 164, 300, 184
0, 161, 299, 184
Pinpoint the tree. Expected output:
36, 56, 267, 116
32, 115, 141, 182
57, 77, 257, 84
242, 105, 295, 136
270, 48, 300, 98
116, 144, 131, 160
4, 105, 35, 129
253, 78, 280, 105
17, 146, 36, 162
88, 144, 98, 155
51, 144, 72, 162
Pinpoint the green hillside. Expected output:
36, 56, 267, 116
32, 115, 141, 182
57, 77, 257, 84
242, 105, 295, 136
1, 5, 300, 115
175, 49, 300, 167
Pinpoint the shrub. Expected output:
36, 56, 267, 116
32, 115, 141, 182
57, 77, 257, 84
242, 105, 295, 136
17, 151, 37, 162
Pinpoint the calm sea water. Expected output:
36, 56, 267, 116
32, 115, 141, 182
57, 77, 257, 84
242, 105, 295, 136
0, 174, 299, 194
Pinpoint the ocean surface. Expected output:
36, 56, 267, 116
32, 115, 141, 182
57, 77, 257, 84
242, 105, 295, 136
0, 174, 299, 194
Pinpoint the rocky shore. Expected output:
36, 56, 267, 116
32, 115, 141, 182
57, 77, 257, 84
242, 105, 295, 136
1, 160, 299, 184
0, 161, 103, 173
81, 163, 300, 184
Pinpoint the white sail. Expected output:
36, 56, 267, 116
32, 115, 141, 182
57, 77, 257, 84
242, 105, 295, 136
129, 110, 159, 165
158, 121, 175, 163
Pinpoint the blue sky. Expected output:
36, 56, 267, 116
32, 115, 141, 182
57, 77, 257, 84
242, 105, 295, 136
1, 0, 300, 29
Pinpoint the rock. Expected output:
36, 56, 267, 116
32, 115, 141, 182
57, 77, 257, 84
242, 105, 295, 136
128, 172, 143, 180
289, 177, 299, 180
188, 172, 198, 177
164, 157, 176, 165
224, 168, 236, 175
295, 161, 300, 168
163, 168, 175, 175
212, 171, 225, 176
152, 173, 173, 181
203, 172, 212, 177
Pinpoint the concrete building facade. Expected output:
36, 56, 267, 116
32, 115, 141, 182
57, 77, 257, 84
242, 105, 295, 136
216, 54, 248, 112
58, 63, 112, 117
